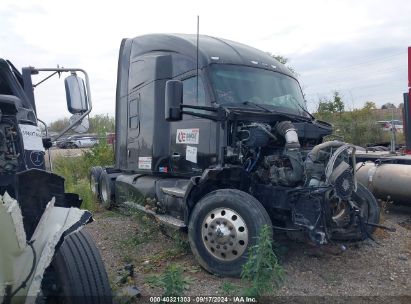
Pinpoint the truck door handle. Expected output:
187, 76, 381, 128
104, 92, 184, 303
171, 153, 181, 159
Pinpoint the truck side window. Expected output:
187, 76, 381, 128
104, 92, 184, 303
129, 60, 146, 91
0, 73, 13, 95
182, 76, 205, 106
129, 94, 139, 129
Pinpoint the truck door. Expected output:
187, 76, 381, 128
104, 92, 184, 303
126, 60, 143, 170
170, 75, 211, 175
127, 92, 140, 169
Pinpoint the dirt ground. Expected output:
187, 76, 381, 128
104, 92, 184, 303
86, 203, 411, 302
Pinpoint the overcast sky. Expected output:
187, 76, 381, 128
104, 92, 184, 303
1, 0, 410, 122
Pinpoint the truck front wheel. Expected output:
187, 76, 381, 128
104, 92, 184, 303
188, 189, 272, 277
40, 229, 112, 303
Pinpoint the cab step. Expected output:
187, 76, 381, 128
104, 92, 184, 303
160, 186, 186, 198
121, 201, 186, 229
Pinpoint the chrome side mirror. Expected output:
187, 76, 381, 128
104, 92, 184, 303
64, 74, 88, 114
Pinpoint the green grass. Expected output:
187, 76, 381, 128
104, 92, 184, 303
53, 138, 114, 211
219, 282, 241, 296
241, 224, 284, 298
145, 264, 192, 297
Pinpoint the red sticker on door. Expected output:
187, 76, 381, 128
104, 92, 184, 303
176, 128, 199, 144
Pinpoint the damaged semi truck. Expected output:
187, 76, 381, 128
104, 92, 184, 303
0, 59, 111, 303
91, 34, 380, 277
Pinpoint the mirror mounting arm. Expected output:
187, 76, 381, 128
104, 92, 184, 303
29, 67, 93, 141
181, 110, 226, 121
32, 71, 59, 88
180, 105, 227, 121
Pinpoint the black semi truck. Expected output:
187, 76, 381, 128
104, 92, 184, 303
91, 34, 380, 277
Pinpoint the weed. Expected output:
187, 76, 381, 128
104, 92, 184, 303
219, 282, 240, 296
53, 139, 114, 211
170, 230, 190, 255
121, 224, 158, 248
379, 196, 393, 221
145, 264, 192, 297
120, 210, 159, 249
162, 264, 185, 296
147, 248, 183, 266
145, 275, 163, 288
241, 224, 284, 298
122, 254, 133, 264
184, 265, 201, 274
100, 210, 123, 218
142, 230, 190, 265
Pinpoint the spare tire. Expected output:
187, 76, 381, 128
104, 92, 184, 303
40, 229, 112, 303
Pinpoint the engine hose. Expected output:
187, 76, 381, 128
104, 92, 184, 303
305, 140, 346, 181
285, 150, 304, 184
275, 121, 304, 183
275, 121, 300, 149
246, 148, 261, 173
306, 140, 346, 163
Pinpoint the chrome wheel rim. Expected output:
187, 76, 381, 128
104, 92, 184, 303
201, 208, 248, 261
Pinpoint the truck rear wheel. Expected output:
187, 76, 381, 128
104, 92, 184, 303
99, 170, 115, 210
188, 189, 272, 277
90, 166, 103, 204
40, 229, 112, 303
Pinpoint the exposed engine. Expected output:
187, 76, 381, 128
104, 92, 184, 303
232, 120, 360, 244
0, 116, 20, 174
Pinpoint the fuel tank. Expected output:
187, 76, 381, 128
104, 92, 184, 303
356, 162, 411, 204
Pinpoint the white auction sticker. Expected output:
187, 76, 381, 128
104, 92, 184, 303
176, 128, 199, 144
138, 157, 152, 169
186, 146, 197, 163
19, 124, 45, 151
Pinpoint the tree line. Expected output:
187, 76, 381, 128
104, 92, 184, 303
48, 114, 115, 134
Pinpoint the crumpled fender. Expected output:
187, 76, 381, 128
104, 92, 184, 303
0, 192, 92, 303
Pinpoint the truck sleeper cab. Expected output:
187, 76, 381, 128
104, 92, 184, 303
91, 34, 380, 277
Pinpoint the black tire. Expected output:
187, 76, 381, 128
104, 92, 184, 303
188, 189, 272, 277
41, 229, 112, 303
90, 166, 103, 204
99, 170, 115, 210
331, 183, 380, 241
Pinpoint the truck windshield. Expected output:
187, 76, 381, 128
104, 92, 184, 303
210, 64, 307, 116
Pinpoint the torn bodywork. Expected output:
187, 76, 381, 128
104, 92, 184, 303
0, 58, 111, 301
0, 191, 91, 304
197, 118, 380, 244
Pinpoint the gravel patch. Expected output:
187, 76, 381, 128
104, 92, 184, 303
86, 204, 411, 300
